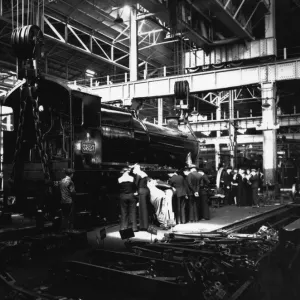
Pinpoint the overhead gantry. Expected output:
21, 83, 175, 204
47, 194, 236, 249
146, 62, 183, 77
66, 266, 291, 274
74, 58, 300, 103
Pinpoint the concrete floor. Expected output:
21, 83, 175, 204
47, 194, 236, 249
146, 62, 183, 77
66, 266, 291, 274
0, 199, 293, 299
88, 201, 291, 252
1, 196, 292, 251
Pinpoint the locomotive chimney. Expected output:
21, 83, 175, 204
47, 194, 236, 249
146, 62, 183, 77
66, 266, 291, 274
166, 116, 180, 129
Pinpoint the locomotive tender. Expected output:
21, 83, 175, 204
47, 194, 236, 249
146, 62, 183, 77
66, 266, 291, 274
3, 77, 199, 218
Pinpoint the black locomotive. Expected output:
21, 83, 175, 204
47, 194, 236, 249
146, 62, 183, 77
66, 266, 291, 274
2, 76, 199, 219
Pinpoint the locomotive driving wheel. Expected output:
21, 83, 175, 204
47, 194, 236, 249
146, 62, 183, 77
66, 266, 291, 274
11, 25, 44, 60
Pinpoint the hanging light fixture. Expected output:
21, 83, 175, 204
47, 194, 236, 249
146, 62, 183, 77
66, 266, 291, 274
114, 9, 124, 23
262, 98, 271, 108
190, 107, 198, 116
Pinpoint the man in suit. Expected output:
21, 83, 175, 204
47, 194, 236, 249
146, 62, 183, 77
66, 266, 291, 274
198, 169, 210, 220
168, 171, 188, 224
250, 168, 260, 207
223, 166, 233, 205
118, 167, 138, 232
186, 165, 202, 222
183, 168, 193, 223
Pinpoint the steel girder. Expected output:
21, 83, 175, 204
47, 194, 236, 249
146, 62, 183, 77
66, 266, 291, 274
184, 114, 300, 133
193, 0, 270, 40
44, 0, 174, 68
196, 132, 300, 146
87, 58, 300, 102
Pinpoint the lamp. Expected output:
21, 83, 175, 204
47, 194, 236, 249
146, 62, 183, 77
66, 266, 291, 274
262, 99, 270, 108
114, 10, 124, 23
190, 107, 198, 116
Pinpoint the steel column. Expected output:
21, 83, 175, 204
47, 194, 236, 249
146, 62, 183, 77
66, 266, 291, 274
130, 6, 138, 81
215, 143, 220, 171
215, 96, 221, 170
0, 103, 2, 190
216, 97, 221, 138
157, 98, 163, 126
265, 0, 275, 39
261, 82, 277, 184
229, 90, 236, 167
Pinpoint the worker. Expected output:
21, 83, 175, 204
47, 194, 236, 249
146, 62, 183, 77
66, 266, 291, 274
198, 169, 210, 220
223, 166, 233, 205
132, 164, 150, 231
168, 170, 188, 224
59, 168, 76, 230
118, 167, 138, 232
231, 168, 239, 205
250, 168, 260, 207
245, 168, 253, 206
186, 165, 202, 222
182, 167, 193, 223
238, 168, 247, 206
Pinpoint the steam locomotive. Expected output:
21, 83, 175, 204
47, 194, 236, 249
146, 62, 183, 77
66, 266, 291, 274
2, 76, 199, 219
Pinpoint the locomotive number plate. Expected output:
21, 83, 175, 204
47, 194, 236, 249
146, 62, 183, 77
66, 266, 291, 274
81, 142, 96, 154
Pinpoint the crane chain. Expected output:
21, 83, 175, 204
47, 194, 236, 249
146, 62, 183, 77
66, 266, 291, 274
8, 87, 27, 190
31, 87, 53, 193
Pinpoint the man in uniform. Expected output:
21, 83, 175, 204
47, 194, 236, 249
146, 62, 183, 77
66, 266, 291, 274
60, 168, 76, 229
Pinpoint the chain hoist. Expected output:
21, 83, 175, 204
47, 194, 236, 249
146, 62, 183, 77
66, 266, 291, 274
32, 90, 53, 192
7, 87, 28, 190
9, 25, 52, 194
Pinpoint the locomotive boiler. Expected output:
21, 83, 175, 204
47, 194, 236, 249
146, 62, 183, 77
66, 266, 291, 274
2, 76, 199, 219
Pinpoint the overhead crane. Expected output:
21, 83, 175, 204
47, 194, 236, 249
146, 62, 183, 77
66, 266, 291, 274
76, 57, 300, 103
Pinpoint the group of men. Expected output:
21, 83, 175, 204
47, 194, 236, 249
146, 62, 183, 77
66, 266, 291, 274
52, 160, 214, 234
118, 164, 212, 233
220, 166, 263, 207
168, 165, 211, 224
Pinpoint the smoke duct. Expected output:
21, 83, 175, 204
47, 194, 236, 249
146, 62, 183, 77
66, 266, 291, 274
165, 116, 180, 129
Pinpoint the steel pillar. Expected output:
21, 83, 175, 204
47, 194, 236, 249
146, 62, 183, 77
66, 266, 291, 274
157, 98, 163, 126
261, 83, 277, 184
130, 7, 138, 81
265, 0, 275, 39
229, 90, 236, 168
216, 97, 221, 139
215, 143, 220, 171
215, 97, 221, 170
0, 104, 2, 190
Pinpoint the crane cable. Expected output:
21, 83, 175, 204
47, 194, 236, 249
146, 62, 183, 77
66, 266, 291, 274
27, 0, 29, 25
11, 0, 14, 30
